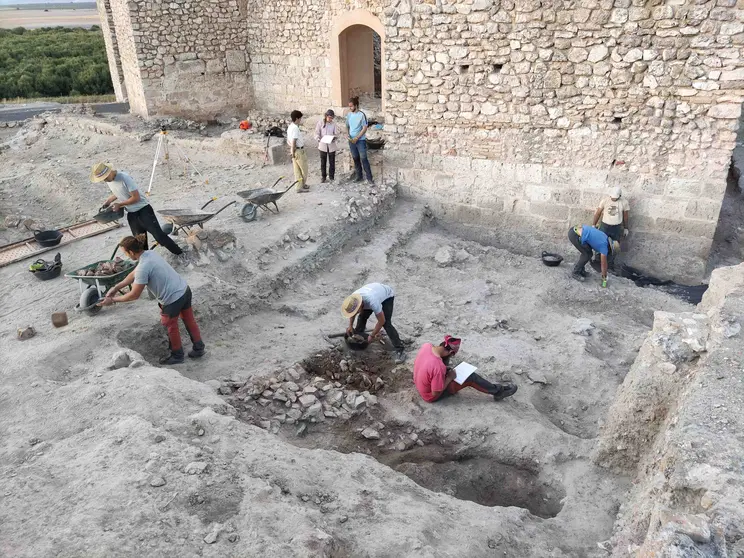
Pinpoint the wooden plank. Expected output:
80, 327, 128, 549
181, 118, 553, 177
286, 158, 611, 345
0, 220, 123, 268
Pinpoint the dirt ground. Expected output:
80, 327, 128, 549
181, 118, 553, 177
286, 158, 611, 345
0, 8, 100, 29
0, 113, 739, 557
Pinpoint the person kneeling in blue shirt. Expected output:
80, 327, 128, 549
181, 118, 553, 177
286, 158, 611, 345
568, 225, 620, 288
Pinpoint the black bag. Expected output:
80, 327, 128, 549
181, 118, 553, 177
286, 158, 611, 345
265, 126, 284, 138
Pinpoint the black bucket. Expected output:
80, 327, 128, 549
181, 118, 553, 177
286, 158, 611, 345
541, 251, 563, 267
33, 229, 63, 247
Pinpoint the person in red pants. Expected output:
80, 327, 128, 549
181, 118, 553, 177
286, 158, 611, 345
413, 335, 517, 402
100, 234, 205, 364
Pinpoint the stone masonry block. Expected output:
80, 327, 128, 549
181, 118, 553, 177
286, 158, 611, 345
634, 198, 689, 220
665, 178, 702, 198
569, 207, 594, 225
471, 158, 494, 176
525, 184, 553, 202
627, 215, 656, 232
656, 218, 717, 238
701, 180, 727, 199
685, 199, 722, 221
542, 219, 571, 236
175, 59, 205, 75
441, 156, 472, 175
267, 143, 288, 165
530, 201, 570, 220
492, 162, 518, 183
551, 189, 582, 205
206, 59, 224, 74
226, 50, 246, 72
516, 164, 542, 183
542, 166, 575, 186
581, 191, 605, 208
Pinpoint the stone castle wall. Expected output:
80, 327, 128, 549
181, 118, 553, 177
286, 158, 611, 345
98, 0, 744, 282
96, 0, 127, 102
106, 0, 254, 118
381, 0, 744, 283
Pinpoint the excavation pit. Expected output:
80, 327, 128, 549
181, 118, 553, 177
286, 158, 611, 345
385, 448, 565, 518
286, 419, 566, 519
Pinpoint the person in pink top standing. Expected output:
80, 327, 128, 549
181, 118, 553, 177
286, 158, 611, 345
413, 335, 517, 402
314, 109, 339, 183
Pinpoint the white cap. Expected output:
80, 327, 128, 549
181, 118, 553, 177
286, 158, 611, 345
610, 186, 622, 199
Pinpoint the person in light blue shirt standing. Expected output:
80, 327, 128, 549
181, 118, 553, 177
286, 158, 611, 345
568, 225, 620, 287
346, 96, 374, 184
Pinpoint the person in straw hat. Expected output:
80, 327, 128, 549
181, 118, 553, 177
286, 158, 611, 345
91, 162, 183, 256
342, 282, 406, 363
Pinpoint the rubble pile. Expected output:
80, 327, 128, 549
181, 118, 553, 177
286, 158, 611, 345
222, 353, 431, 451
182, 229, 237, 265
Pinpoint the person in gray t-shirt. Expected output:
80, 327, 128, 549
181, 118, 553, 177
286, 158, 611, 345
100, 234, 205, 365
341, 282, 406, 363
91, 162, 183, 256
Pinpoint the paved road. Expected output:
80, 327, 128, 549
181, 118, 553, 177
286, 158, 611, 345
0, 102, 129, 122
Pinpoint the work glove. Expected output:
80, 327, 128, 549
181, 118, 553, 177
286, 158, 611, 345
601, 277, 608, 288
623, 228, 629, 238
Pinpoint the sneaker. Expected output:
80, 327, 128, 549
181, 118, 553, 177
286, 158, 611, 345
366, 179, 375, 186
159, 352, 184, 365
578, 269, 588, 277
188, 347, 205, 359
394, 350, 406, 364
493, 383, 518, 401
354, 177, 363, 183
571, 271, 586, 282
321, 178, 327, 183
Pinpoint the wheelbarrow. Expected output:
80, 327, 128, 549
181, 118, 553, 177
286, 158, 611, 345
236, 177, 298, 222
64, 245, 138, 314
158, 199, 236, 236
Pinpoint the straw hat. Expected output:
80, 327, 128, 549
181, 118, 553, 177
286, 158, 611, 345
341, 293, 363, 318
90, 162, 115, 183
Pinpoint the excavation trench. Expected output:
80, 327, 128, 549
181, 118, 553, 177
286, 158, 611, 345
228, 346, 566, 519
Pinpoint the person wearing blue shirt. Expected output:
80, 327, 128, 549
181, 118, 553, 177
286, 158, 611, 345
345, 96, 374, 184
568, 225, 620, 287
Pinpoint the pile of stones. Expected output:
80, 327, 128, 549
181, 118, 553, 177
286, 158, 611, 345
227, 362, 383, 435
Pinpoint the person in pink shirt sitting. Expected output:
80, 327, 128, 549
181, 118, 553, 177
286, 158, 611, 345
413, 335, 517, 403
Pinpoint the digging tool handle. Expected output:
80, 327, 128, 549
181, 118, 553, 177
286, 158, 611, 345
327, 330, 370, 339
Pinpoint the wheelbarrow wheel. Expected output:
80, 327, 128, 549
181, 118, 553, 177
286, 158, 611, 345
239, 202, 258, 222
80, 286, 102, 315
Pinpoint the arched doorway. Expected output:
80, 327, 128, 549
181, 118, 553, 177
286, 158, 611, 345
331, 10, 385, 115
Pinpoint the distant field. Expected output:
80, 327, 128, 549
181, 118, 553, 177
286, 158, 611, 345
0, 27, 113, 99
0, 7, 99, 28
